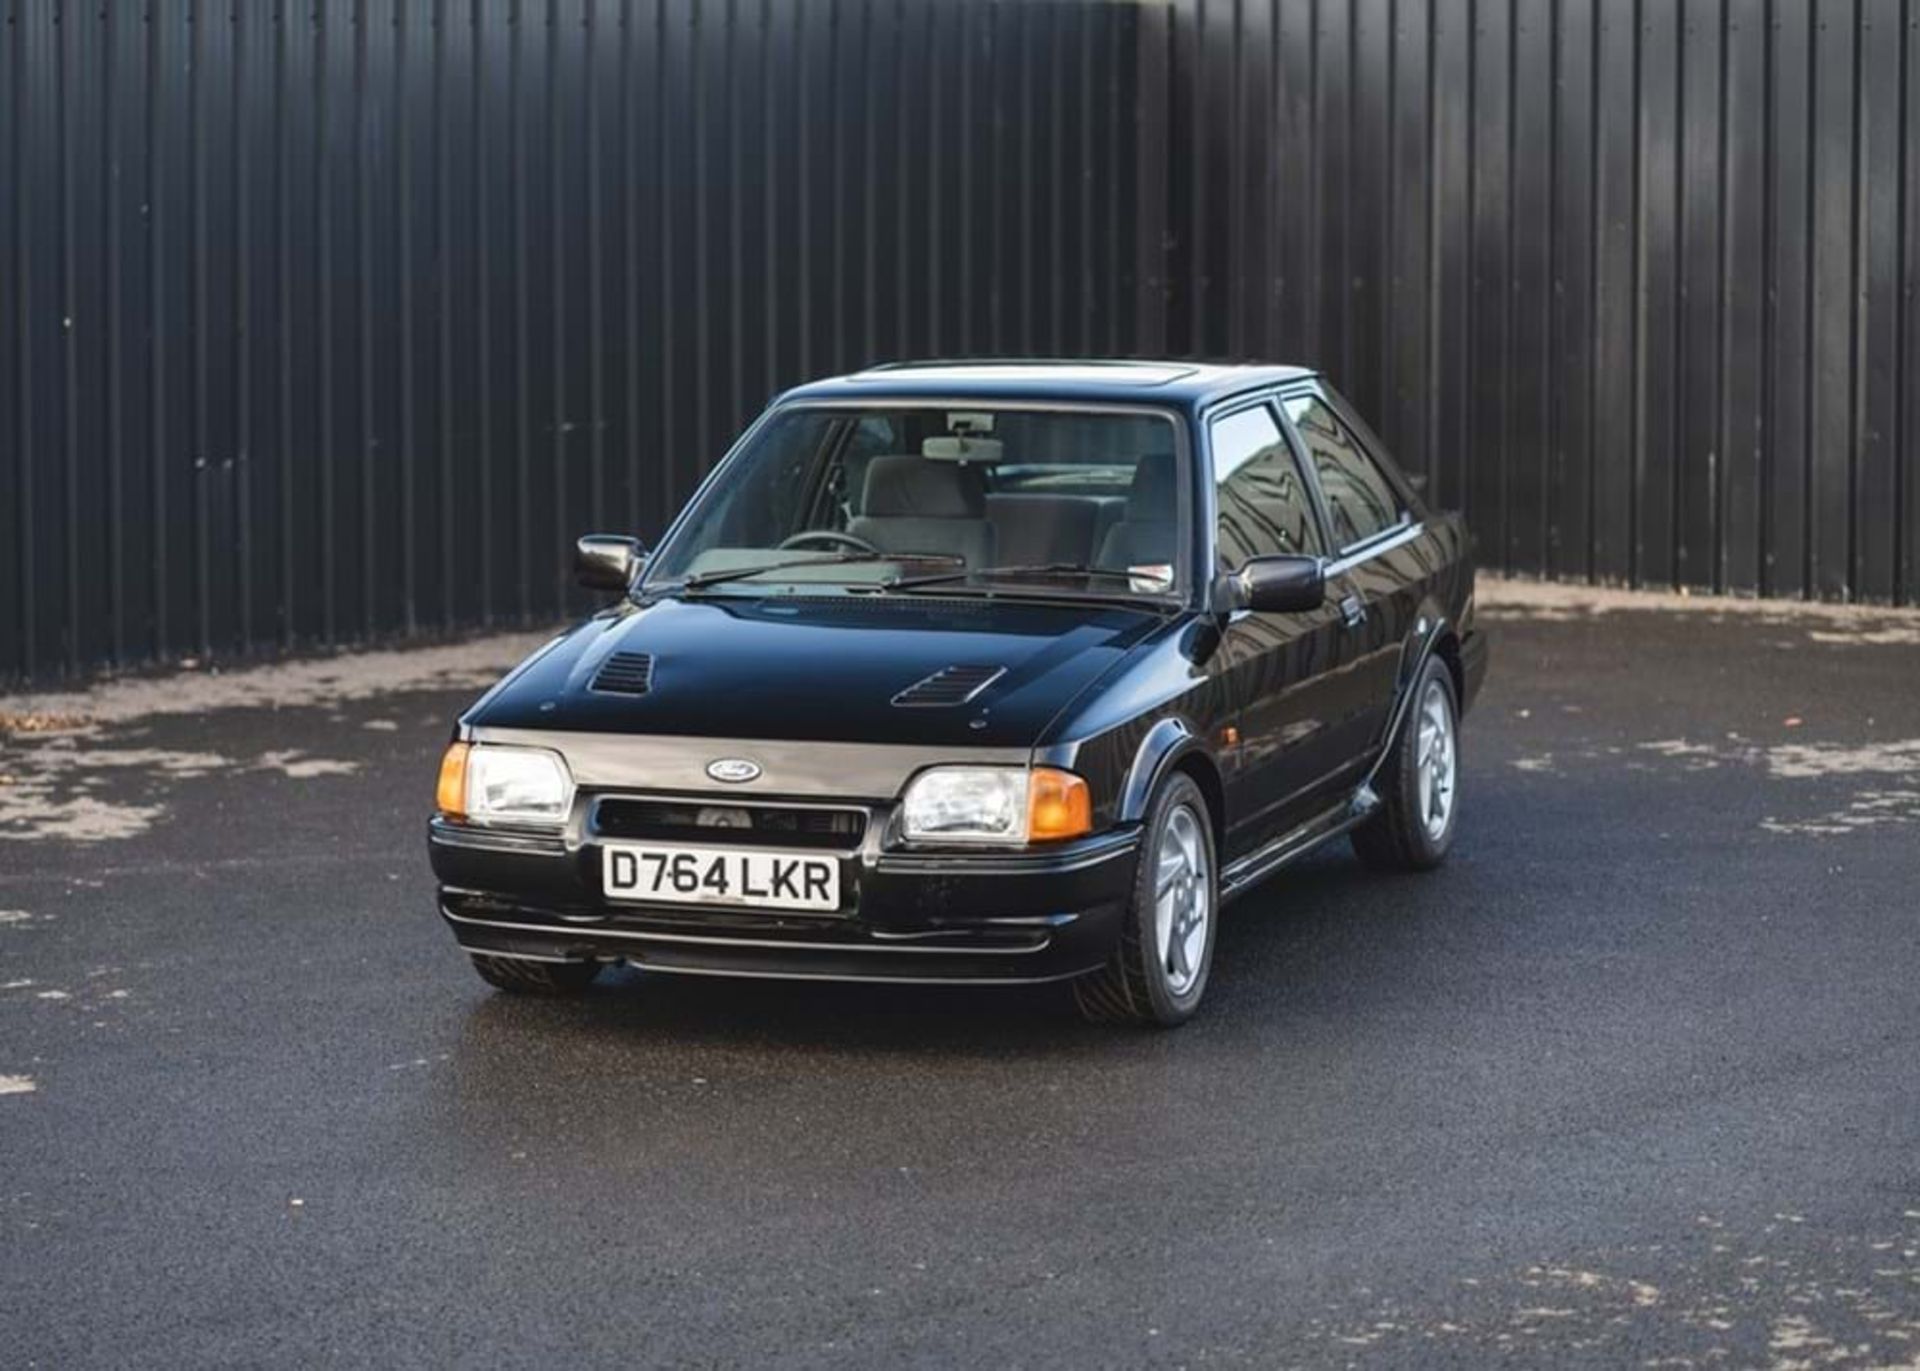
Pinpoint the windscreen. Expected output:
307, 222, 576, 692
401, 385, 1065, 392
644, 407, 1185, 598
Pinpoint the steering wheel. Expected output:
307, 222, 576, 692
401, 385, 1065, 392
777, 529, 882, 555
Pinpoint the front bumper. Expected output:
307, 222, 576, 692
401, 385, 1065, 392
428, 816, 1140, 985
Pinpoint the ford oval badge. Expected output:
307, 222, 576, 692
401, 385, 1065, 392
706, 757, 762, 784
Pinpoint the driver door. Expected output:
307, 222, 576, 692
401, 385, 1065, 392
1208, 399, 1352, 861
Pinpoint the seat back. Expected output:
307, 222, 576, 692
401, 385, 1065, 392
984, 494, 1101, 568
847, 455, 996, 569
1095, 453, 1178, 568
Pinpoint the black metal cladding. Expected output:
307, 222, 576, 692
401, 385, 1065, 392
1154, 0, 1920, 606
3, 1, 1917, 686
1, 0, 1146, 683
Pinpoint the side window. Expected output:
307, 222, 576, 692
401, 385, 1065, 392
1210, 403, 1324, 569
1282, 394, 1405, 550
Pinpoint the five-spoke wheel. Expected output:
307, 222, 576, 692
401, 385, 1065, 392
1353, 655, 1462, 871
1154, 803, 1211, 997
1074, 771, 1218, 1027
1414, 675, 1457, 843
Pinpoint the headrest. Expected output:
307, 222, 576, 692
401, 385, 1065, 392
1126, 452, 1176, 519
862, 454, 988, 518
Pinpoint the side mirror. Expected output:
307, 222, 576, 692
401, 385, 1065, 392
1219, 554, 1326, 614
575, 534, 645, 592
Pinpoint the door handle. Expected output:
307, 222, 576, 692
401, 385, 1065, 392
1339, 594, 1367, 628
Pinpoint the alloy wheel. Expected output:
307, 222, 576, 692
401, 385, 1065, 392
1153, 803, 1210, 996
1415, 677, 1456, 842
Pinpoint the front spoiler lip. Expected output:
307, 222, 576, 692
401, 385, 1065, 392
440, 900, 1057, 956
438, 898, 1128, 985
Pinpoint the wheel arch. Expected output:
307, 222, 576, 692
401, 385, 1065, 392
1359, 597, 1457, 788
1119, 716, 1226, 850
1431, 626, 1465, 705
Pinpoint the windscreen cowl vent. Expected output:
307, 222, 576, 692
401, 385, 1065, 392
591, 651, 654, 696
891, 664, 1006, 707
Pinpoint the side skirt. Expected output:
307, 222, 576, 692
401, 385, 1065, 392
1218, 784, 1382, 903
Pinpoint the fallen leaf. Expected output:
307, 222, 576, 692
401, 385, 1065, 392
0, 712, 92, 734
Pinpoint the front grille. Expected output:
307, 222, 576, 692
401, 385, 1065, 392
591, 651, 654, 695
592, 798, 867, 851
891, 663, 1005, 706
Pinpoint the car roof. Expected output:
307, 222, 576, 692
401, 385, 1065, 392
775, 359, 1319, 411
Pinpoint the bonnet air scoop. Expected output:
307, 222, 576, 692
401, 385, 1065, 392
590, 651, 655, 695
891, 664, 1006, 707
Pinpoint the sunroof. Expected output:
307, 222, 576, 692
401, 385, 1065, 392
856, 361, 1198, 386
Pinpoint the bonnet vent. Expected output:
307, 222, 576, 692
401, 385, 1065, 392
591, 651, 654, 695
891, 664, 1005, 707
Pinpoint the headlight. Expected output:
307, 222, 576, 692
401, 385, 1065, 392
899, 766, 1091, 845
437, 742, 573, 827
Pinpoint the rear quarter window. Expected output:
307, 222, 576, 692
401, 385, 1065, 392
1281, 394, 1407, 550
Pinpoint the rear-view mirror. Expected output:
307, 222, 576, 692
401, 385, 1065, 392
1221, 554, 1326, 614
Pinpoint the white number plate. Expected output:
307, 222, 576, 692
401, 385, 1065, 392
601, 842, 841, 913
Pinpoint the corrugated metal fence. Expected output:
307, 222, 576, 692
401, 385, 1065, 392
1153, 0, 1919, 606
3, 0, 1917, 684
1, 0, 1146, 682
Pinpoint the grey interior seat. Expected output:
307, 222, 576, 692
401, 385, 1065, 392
1095, 453, 1177, 568
1087, 497, 1128, 558
985, 494, 1100, 567
847, 455, 996, 569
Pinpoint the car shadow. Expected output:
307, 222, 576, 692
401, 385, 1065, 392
442, 841, 1427, 1062
426, 839, 1496, 1170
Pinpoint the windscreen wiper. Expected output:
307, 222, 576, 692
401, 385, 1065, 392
884, 562, 1163, 591
672, 550, 962, 592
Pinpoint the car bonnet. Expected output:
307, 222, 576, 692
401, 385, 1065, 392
464, 593, 1164, 752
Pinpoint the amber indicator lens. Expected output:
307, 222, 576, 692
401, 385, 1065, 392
1026, 767, 1092, 842
436, 742, 470, 819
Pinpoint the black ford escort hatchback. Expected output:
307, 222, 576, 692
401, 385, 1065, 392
429, 361, 1487, 1026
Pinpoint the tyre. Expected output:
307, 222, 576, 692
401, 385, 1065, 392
1073, 771, 1218, 1028
468, 952, 603, 996
1351, 655, 1460, 872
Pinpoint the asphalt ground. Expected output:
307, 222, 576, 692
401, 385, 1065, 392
2, 580, 1917, 1368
